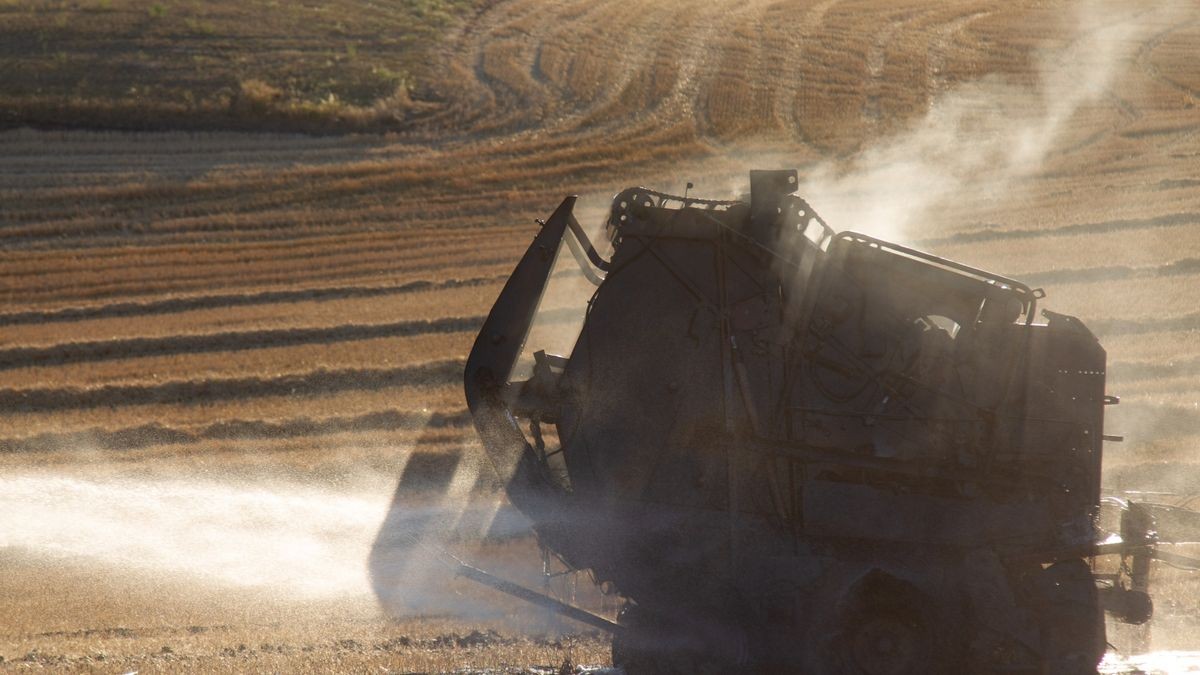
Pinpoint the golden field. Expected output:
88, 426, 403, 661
1, 0, 1199, 671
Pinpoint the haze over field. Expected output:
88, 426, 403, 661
1, 0, 1199, 672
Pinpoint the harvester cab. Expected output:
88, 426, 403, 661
462, 170, 1200, 674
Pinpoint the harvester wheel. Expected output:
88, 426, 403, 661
830, 573, 954, 675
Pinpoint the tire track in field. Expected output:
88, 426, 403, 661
0, 408, 473, 454
768, 0, 841, 150
0, 361, 462, 413
542, 1, 683, 134
691, 0, 775, 144
426, 0, 803, 149
685, 0, 783, 146
418, 0, 540, 132
463, 0, 568, 133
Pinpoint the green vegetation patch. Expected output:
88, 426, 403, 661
0, 0, 479, 133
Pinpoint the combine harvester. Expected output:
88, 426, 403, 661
460, 170, 1200, 674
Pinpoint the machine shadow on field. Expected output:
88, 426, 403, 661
368, 427, 542, 621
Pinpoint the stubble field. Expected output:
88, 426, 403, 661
2, 0, 1199, 672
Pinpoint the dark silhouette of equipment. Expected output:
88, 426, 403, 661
462, 170, 1200, 674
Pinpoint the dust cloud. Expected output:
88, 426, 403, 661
0, 461, 519, 614
582, 2, 1179, 245
0, 472, 392, 597
797, 0, 1174, 242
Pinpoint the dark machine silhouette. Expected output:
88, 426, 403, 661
461, 170, 1200, 674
